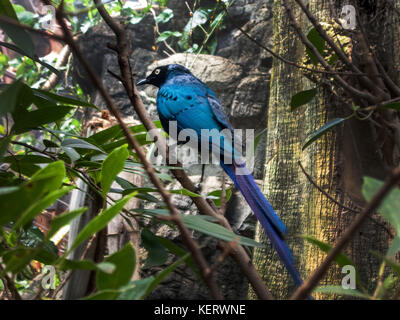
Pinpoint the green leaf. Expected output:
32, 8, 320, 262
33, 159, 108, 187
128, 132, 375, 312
362, 177, 400, 234
2, 154, 53, 164
207, 189, 232, 207
303, 235, 355, 268
67, 193, 136, 253
371, 251, 400, 276
182, 215, 263, 248
157, 237, 199, 277
117, 277, 155, 300
0, 79, 26, 116
83, 289, 120, 300
0, 136, 11, 162
387, 236, 400, 258
306, 27, 325, 65
0, 161, 65, 225
142, 253, 191, 299
62, 146, 80, 162
157, 31, 182, 42
59, 259, 115, 274
382, 102, 400, 111
32, 89, 98, 109
12, 106, 73, 134
184, 9, 208, 32
61, 138, 103, 152
89, 125, 122, 145
2, 247, 36, 274
155, 8, 173, 23
43, 139, 59, 148
302, 118, 345, 150
101, 144, 129, 196
0, 41, 59, 75
141, 229, 168, 269
0, 0, 35, 56
314, 286, 370, 299
290, 88, 317, 111
170, 188, 200, 197
96, 243, 136, 291
46, 207, 87, 241
13, 186, 73, 229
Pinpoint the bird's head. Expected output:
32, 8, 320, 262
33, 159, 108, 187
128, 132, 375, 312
137, 64, 191, 88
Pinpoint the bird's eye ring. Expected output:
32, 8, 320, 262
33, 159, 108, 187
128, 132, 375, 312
154, 69, 160, 75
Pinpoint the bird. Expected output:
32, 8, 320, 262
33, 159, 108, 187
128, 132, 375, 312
137, 64, 303, 286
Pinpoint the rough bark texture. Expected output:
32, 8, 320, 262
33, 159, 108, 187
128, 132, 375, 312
250, 0, 396, 299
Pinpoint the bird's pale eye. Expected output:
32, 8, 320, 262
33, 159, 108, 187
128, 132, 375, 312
154, 69, 160, 75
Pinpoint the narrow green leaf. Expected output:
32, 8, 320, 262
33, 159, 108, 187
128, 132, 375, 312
290, 88, 317, 111
0, 41, 58, 75
32, 89, 98, 109
67, 193, 136, 253
314, 286, 370, 299
83, 289, 120, 300
0, 161, 65, 225
61, 138, 103, 152
59, 259, 115, 274
96, 243, 136, 291
141, 229, 168, 269
170, 188, 200, 197
157, 237, 199, 276
101, 144, 129, 196
303, 118, 345, 150
207, 189, 232, 207
117, 277, 155, 300
303, 235, 355, 267
156, 31, 182, 42
46, 207, 87, 241
382, 102, 400, 111
0, 79, 25, 116
362, 177, 400, 234
0, 136, 11, 162
13, 186, 73, 229
142, 253, 191, 299
306, 27, 325, 65
62, 146, 80, 162
0, 0, 35, 56
182, 215, 263, 248
2, 154, 53, 164
12, 106, 73, 134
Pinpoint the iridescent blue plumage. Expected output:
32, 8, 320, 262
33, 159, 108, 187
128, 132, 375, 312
137, 64, 303, 286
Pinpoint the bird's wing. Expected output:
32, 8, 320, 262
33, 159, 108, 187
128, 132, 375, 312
205, 91, 234, 131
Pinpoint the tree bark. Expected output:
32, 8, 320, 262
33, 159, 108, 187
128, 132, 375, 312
250, 0, 397, 299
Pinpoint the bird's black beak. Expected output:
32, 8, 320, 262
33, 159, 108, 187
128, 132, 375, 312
136, 78, 148, 86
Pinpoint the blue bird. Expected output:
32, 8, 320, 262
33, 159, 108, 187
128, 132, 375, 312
137, 64, 303, 286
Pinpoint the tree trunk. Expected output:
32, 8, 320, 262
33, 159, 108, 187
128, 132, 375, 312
250, 0, 397, 299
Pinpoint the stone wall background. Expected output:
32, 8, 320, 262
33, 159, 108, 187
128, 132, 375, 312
73, 0, 274, 299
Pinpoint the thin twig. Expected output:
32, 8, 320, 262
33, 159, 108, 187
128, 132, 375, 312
297, 161, 393, 236
208, 238, 238, 275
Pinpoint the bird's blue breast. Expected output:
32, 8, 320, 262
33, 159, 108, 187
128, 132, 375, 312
156, 76, 225, 134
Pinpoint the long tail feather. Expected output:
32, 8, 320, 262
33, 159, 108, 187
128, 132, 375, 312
220, 160, 303, 286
